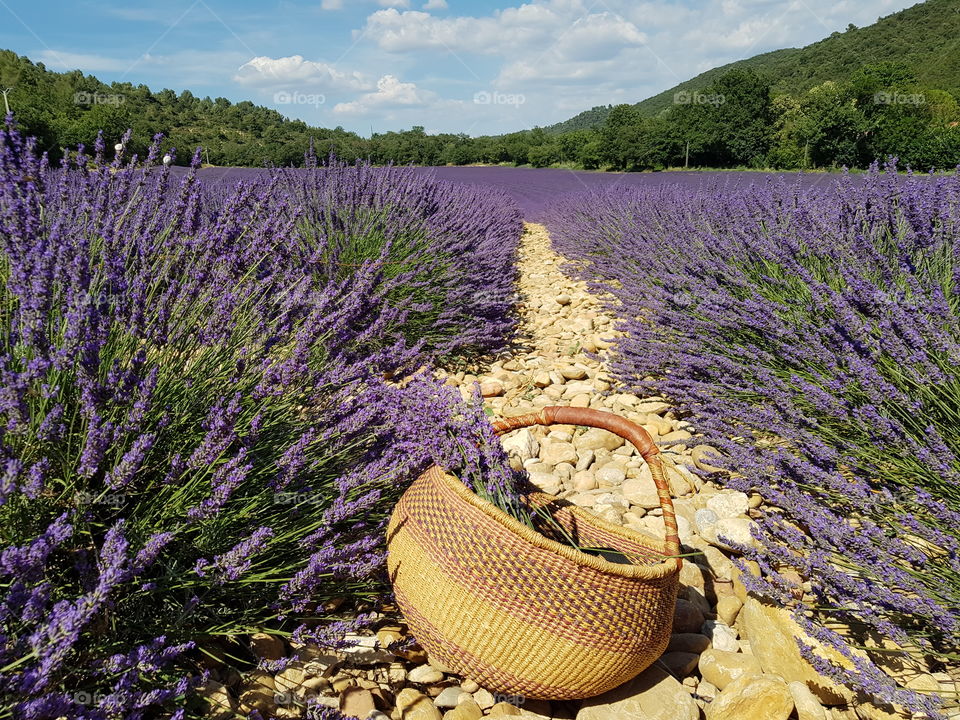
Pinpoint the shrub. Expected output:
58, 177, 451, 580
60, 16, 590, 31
0, 125, 521, 719
547, 166, 960, 719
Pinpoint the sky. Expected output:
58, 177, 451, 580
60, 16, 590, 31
0, 0, 922, 137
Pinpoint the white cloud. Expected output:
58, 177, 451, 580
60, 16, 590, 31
234, 55, 371, 91
422, 0, 447, 9
333, 74, 433, 114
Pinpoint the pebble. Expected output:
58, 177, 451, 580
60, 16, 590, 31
703, 517, 760, 553
621, 478, 661, 509
667, 633, 712, 655
249, 633, 285, 660
595, 465, 626, 485
396, 688, 443, 719
698, 648, 763, 690
473, 688, 496, 709
705, 672, 794, 720
789, 681, 826, 720
706, 491, 750, 520
339, 687, 376, 717
433, 686, 463, 708
540, 441, 579, 467
702, 619, 739, 652
479, 381, 505, 397
672, 599, 706, 634
560, 365, 588, 380
408, 665, 445, 684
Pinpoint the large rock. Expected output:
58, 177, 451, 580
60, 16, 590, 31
716, 596, 743, 626
698, 648, 763, 690
741, 598, 856, 705
577, 664, 698, 720
660, 651, 700, 677
706, 673, 795, 720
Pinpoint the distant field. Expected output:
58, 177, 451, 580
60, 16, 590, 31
186, 165, 856, 219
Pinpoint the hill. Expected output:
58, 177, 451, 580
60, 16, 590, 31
0, 49, 372, 166
546, 0, 960, 132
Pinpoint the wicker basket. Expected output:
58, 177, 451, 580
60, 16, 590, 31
386, 406, 681, 700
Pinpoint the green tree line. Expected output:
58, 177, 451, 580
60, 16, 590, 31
3, 49, 958, 171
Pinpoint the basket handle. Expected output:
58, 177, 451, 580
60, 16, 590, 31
493, 406, 682, 567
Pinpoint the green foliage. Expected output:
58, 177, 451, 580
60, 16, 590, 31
5, 0, 960, 176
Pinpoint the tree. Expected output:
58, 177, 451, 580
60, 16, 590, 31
707, 68, 774, 166
600, 104, 645, 170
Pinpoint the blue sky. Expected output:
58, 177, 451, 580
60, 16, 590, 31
0, 0, 920, 136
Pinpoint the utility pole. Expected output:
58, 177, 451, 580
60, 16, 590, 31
1, 88, 13, 114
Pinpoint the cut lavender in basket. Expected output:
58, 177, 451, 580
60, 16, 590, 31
545, 164, 960, 719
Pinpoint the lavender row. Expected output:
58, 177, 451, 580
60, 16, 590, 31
546, 166, 960, 718
0, 124, 521, 719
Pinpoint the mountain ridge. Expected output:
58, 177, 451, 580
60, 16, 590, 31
544, 0, 960, 134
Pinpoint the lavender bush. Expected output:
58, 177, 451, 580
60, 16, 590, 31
0, 123, 521, 719
276, 156, 522, 361
547, 166, 959, 718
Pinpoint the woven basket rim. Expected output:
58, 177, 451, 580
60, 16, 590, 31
427, 466, 681, 581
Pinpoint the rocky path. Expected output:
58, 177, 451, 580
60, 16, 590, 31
210, 223, 955, 720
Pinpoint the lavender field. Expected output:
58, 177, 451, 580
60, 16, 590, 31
546, 165, 960, 718
2, 126, 958, 720
188, 165, 853, 220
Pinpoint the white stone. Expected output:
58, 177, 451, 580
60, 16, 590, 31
706, 491, 750, 520
702, 620, 739, 652
500, 429, 539, 463
595, 465, 626, 485
703, 517, 760, 553
408, 665, 445, 684
540, 441, 578, 467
